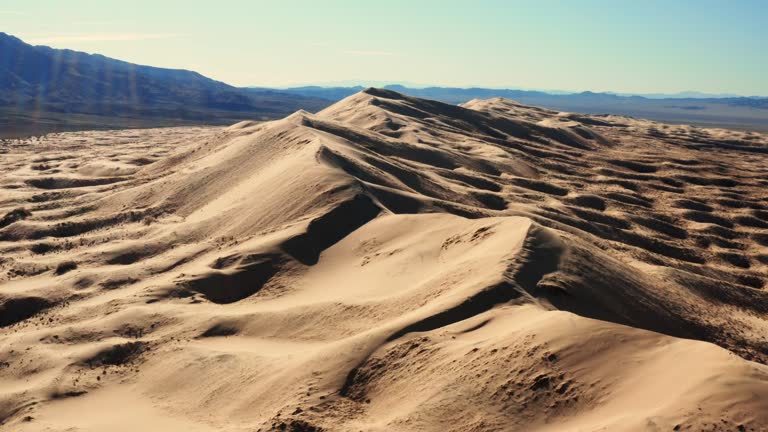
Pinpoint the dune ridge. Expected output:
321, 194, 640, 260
1, 88, 767, 431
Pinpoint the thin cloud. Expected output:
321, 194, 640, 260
71, 21, 117, 26
26, 33, 184, 44
343, 50, 397, 57
0, 10, 28, 15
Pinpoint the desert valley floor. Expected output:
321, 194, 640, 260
1, 89, 768, 431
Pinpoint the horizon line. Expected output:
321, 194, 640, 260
251, 83, 767, 99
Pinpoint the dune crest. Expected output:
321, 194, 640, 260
1, 89, 767, 431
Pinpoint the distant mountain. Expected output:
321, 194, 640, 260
260, 84, 768, 107
0, 32, 330, 136
613, 91, 745, 99
254, 85, 768, 132
3, 29, 766, 137
248, 86, 365, 102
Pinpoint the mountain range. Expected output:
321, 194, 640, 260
251, 84, 766, 103
251, 84, 768, 132
2, 31, 768, 137
0, 32, 328, 136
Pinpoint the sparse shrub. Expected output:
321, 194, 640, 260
54, 261, 77, 275
0, 208, 31, 228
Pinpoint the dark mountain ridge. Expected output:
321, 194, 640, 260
0, 32, 330, 136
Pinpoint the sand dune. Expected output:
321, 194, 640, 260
1, 88, 767, 431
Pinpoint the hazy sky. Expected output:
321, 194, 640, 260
1, 0, 766, 95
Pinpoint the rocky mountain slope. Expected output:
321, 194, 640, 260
0, 32, 329, 136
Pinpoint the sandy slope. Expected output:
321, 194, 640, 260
1, 88, 767, 431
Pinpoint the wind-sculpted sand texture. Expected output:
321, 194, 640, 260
1, 89, 767, 431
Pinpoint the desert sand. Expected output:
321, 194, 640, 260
1, 88, 767, 431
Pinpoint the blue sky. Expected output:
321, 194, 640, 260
1, 0, 766, 95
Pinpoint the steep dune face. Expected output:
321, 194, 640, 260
0, 89, 767, 431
